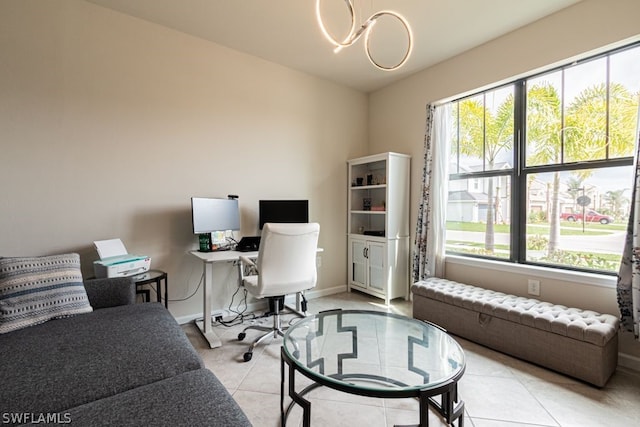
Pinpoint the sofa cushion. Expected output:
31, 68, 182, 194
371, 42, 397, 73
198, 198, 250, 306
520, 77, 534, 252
0, 253, 92, 334
83, 277, 135, 309
0, 303, 203, 415
56, 369, 252, 427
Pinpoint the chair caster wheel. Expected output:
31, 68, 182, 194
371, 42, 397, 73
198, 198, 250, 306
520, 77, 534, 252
293, 350, 300, 359
238, 332, 246, 341
243, 352, 253, 362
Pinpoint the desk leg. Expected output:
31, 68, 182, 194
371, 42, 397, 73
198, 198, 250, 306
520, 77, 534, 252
194, 261, 222, 348
284, 291, 306, 318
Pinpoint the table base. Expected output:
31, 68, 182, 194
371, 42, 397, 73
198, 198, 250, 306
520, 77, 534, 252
280, 347, 464, 427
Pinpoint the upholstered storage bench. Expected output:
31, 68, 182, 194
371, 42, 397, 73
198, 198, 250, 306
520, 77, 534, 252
411, 278, 619, 387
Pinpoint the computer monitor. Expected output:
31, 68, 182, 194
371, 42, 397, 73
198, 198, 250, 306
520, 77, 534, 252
259, 200, 309, 229
191, 197, 241, 234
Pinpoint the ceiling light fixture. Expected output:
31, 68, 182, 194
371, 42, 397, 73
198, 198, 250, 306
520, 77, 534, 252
315, 0, 413, 71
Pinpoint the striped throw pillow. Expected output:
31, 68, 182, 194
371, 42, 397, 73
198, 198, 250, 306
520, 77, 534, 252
0, 253, 93, 334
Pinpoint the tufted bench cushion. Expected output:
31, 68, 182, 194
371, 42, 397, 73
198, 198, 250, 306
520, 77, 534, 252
412, 278, 619, 387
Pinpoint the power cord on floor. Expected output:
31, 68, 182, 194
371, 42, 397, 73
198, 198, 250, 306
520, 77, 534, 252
215, 287, 256, 327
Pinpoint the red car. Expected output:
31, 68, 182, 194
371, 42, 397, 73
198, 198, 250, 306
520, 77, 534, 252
560, 210, 614, 224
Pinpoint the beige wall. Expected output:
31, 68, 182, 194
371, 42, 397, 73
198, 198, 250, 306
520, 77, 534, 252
4, 0, 640, 363
369, 0, 640, 361
0, 0, 368, 319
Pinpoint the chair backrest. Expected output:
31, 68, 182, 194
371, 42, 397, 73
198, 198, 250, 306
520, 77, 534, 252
253, 222, 320, 298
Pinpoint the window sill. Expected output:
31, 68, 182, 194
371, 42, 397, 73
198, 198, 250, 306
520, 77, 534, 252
445, 255, 617, 289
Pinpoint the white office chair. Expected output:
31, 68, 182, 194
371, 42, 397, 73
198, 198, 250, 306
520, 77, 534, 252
237, 222, 320, 362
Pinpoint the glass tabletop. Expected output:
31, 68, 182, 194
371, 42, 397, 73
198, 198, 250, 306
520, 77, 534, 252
282, 310, 465, 394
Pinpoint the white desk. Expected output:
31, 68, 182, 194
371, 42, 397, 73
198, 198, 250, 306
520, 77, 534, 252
189, 249, 258, 348
189, 247, 323, 349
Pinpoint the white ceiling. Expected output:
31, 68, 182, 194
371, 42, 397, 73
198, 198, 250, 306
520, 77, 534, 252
86, 0, 581, 93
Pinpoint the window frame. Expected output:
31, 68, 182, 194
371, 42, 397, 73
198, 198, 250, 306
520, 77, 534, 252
446, 42, 639, 276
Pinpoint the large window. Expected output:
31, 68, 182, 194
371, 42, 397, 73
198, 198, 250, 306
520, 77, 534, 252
446, 43, 640, 274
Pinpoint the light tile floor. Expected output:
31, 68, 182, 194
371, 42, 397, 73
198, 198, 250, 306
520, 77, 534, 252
183, 291, 640, 427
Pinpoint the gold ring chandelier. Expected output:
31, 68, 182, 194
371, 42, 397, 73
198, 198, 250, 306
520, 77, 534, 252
315, 0, 413, 71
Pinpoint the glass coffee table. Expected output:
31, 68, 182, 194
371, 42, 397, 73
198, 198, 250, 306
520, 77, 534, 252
281, 310, 465, 427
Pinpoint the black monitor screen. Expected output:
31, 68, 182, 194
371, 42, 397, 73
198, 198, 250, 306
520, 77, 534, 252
259, 200, 309, 229
191, 197, 240, 234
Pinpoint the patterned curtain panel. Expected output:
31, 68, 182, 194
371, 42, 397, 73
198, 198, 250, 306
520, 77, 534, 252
617, 114, 640, 341
413, 104, 450, 282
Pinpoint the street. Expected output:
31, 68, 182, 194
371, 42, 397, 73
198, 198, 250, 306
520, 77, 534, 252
446, 226, 626, 255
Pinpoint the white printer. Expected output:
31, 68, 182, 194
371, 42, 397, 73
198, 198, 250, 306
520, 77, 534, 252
93, 238, 151, 278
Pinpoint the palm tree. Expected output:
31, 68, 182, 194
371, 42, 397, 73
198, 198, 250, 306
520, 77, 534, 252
563, 82, 637, 222
603, 189, 629, 218
457, 93, 514, 252
565, 176, 585, 212
526, 83, 563, 255
527, 81, 637, 255
455, 79, 637, 257
565, 83, 638, 160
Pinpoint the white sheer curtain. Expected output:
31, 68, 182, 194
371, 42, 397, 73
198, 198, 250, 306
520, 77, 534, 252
413, 104, 451, 282
616, 101, 640, 341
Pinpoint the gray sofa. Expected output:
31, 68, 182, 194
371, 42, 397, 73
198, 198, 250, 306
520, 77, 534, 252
0, 277, 251, 426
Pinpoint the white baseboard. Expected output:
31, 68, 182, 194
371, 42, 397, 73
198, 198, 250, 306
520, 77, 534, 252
618, 352, 640, 373
302, 284, 348, 299
174, 300, 266, 325
174, 284, 348, 325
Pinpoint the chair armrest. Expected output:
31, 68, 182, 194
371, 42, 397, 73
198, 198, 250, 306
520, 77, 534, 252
84, 277, 136, 309
239, 256, 256, 268
238, 256, 258, 282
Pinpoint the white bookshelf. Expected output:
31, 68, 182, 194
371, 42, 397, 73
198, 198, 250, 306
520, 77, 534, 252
347, 152, 410, 304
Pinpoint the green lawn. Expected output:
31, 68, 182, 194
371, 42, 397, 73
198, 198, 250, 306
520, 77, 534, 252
560, 221, 626, 231
446, 221, 623, 236
447, 240, 509, 251
445, 220, 625, 273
